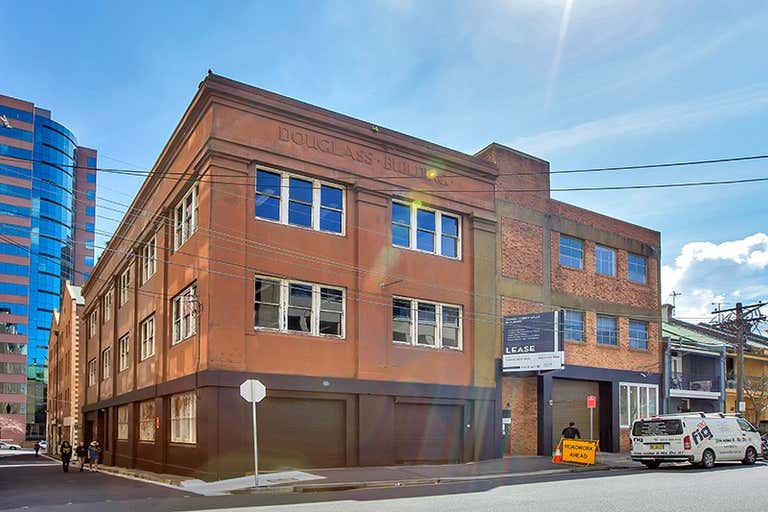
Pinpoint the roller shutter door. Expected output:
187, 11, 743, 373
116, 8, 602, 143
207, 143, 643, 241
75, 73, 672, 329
258, 397, 347, 470
551, 379, 600, 449
395, 403, 463, 464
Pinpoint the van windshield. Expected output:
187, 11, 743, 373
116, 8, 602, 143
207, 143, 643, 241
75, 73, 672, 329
632, 419, 684, 436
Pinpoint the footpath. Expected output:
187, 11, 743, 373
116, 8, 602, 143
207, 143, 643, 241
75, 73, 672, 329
87, 453, 642, 496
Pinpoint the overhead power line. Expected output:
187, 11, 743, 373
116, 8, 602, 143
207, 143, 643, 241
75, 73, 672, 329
2, 150, 768, 182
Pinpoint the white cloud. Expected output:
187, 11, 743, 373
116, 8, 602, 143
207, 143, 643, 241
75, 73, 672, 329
662, 233, 768, 320
510, 85, 768, 154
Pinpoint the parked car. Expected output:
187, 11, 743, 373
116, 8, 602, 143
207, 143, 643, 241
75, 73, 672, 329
761, 433, 768, 460
630, 413, 762, 469
0, 441, 21, 450
38, 441, 47, 451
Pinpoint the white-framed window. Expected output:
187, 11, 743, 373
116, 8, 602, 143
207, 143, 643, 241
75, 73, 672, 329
119, 268, 131, 306
254, 277, 345, 337
89, 310, 98, 338
559, 235, 583, 269
170, 391, 196, 444
118, 334, 130, 371
140, 315, 155, 360
174, 184, 199, 249
101, 347, 111, 380
629, 320, 649, 350
392, 297, 462, 350
139, 400, 156, 442
87, 358, 96, 386
142, 236, 157, 284
596, 315, 618, 346
102, 289, 113, 323
619, 383, 658, 427
391, 201, 461, 259
117, 405, 129, 440
628, 253, 648, 284
670, 354, 683, 383
172, 284, 197, 344
595, 245, 616, 277
563, 309, 585, 342
255, 168, 345, 235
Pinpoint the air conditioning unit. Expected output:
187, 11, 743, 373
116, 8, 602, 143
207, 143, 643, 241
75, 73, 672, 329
679, 398, 691, 411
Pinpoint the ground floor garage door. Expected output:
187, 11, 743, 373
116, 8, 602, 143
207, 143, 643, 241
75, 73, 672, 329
394, 402, 463, 464
258, 396, 347, 470
551, 379, 600, 449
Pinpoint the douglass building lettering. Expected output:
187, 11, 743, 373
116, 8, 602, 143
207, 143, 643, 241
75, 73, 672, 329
278, 126, 374, 165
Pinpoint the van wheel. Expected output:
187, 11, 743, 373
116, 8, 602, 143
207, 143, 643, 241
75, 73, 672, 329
701, 449, 715, 469
642, 460, 660, 469
743, 447, 757, 465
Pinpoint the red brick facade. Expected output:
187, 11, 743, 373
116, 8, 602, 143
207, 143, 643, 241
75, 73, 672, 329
484, 144, 661, 456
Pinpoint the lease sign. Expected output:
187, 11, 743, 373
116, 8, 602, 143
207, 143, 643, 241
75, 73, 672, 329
561, 439, 599, 465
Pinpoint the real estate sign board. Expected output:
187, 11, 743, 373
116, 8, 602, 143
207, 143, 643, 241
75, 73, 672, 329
502, 311, 564, 372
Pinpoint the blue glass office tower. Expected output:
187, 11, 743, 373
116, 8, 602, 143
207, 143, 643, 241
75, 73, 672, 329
0, 94, 96, 441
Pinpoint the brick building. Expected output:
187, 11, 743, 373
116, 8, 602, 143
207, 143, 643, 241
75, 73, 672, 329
77, 74, 660, 478
479, 144, 662, 455
80, 74, 500, 479
46, 282, 84, 450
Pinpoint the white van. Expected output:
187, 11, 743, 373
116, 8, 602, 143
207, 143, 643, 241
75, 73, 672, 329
630, 413, 762, 469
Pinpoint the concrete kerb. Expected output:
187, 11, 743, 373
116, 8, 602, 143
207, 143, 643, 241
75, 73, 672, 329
282, 463, 634, 494
75, 460, 639, 496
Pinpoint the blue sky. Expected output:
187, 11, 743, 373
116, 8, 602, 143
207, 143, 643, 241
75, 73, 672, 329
2, 0, 767, 319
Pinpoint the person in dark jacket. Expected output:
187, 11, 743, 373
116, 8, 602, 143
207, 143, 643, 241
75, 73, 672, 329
75, 441, 88, 472
60, 441, 73, 472
87, 441, 101, 471
562, 422, 582, 439
33, 441, 40, 457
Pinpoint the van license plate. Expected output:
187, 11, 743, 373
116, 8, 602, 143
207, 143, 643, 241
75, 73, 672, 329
650, 444, 665, 450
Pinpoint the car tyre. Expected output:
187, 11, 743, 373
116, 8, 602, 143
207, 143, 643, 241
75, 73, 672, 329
642, 460, 660, 469
742, 447, 757, 465
701, 449, 715, 469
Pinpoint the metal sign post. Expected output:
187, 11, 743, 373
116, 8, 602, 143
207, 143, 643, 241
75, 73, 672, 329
586, 395, 597, 440
240, 379, 267, 487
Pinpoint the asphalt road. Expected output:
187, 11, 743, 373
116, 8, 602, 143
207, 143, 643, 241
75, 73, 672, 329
1, 453, 767, 512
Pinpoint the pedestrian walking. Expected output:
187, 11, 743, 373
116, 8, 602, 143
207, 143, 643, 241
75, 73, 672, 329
34, 441, 40, 457
562, 421, 582, 440
60, 441, 72, 472
75, 441, 88, 472
87, 441, 101, 471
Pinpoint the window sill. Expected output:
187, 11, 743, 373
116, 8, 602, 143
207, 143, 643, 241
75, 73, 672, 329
597, 343, 620, 349
171, 335, 196, 347
392, 341, 463, 352
629, 347, 650, 353
169, 441, 197, 447
254, 215, 346, 238
565, 338, 584, 344
140, 355, 155, 362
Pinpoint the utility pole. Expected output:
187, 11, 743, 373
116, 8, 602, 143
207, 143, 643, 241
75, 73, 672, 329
711, 301, 766, 414
670, 291, 682, 308
735, 302, 745, 414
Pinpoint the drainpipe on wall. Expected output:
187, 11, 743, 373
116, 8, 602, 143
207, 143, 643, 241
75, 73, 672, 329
663, 339, 671, 414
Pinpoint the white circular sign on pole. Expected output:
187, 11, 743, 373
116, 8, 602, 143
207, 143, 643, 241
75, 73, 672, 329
240, 379, 266, 403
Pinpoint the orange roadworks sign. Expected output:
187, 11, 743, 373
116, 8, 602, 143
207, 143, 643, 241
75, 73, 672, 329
561, 439, 599, 465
